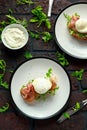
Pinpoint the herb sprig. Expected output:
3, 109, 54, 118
71, 69, 84, 80
56, 51, 69, 66
42, 32, 53, 42
0, 59, 9, 89
0, 103, 9, 112
30, 6, 51, 29
63, 112, 70, 119
82, 89, 87, 93
24, 51, 33, 59
16, 0, 33, 5
45, 68, 52, 78
6, 15, 28, 28
73, 102, 81, 111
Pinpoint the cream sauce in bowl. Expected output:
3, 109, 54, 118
1, 24, 29, 50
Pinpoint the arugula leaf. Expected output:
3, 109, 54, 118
63, 112, 70, 119
64, 13, 71, 24
24, 51, 33, 59
0, 60, 9, 89
48, 86, 59, 95
8, 8, 13, 15
82, 89, 87, 93
29, 31, 40, 39
30, 6, 51, 29
16, 0, 33, 5
0, 103, 9, 112
0, 74, 9, 89
73, 102, 81, 111
71, 69, 84, 80
42, 32, 53, 42
36, 86, 59, 100
45, 68, 52, 78
6, 15, 28, 28
56, 51, 69, 66
0, 59, 6, 72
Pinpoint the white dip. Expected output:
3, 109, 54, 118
3, 28, 26, 48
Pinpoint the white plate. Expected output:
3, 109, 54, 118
10, 57, 71, 119
55, 2, 87, 59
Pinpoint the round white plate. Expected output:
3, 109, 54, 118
55, 2, 87, 59
10, 57, 71, 119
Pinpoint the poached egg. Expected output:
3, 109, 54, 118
32, 77, 52, 94
75, 19, 87, 33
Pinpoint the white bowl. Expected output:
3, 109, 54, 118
1, 24, 29, 50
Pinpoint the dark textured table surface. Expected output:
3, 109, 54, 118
0, 0, 87, 130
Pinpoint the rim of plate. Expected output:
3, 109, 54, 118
9, 57, 72, 119
54, 2, 87, 59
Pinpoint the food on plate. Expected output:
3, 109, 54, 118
64, 13, 87, 40
20, 68, 58, 103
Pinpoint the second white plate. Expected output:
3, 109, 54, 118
55, 2, 87, 59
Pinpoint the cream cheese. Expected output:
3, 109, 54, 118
75, 19, 87, 33
3, 28, 26, 48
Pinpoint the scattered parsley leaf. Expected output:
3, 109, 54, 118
42, 32, 53, 42
63, 112, 70, 119
0, 103, 9, 112
56, 51, 69, 66
71, 69, 84, 80
30, 6, 51, 29
24, 51, 33, 59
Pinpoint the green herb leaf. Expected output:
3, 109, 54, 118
29, 31, 40, 39
48, 86, 59, 95
82, 89, 87, 93
45, 68, 52, 78
0, 59, 9, 89
0, 74, 9, 89
6, 15, 28, 28
73, 102, 81, 111
63, 112, 70, 119
16, 0, 33, 5
64, 13, 71, 24
56, 51, 69, 66
71, 69, 84, 80
24, 51, 33, 59
0, 59, 6, 72
0, 103, 9, 112
42, 32, 53, 42
30, 6, 51, 29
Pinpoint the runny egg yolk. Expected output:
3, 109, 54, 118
75, 19, 87, 33
32, 77, 52, 94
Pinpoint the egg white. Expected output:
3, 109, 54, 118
75, 19, 87, 33
32, 77, 52, 94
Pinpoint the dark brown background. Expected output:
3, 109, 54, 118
0, 0, 87, 130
